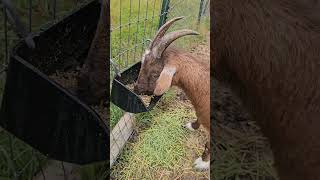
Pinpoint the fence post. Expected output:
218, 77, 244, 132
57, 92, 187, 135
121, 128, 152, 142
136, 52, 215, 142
158, 0, 170, 29
203, 0, 209, 16
198, 0, 205, 24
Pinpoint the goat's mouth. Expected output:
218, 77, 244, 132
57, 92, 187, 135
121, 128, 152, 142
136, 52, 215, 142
142, 91, 154, 96
135, 90, 154, 96
133, 86, 154, 96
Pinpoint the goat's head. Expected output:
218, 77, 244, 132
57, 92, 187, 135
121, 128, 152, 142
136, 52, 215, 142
134, 16, 199, 96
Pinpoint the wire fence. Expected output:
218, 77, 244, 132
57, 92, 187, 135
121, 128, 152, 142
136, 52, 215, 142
110, 0, 210, 168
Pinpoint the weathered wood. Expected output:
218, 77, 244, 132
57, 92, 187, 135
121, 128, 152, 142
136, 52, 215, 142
110, 112, 135, 167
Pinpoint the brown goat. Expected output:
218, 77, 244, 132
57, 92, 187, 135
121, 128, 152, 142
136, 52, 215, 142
134, 17, 210, 171
213, 0, 320, 179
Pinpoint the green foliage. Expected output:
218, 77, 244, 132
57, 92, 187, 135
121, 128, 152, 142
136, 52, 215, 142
0, 131, 47, 179
110, 0, 162, 72
110, 102, 124, 129
111, 94, 200, 179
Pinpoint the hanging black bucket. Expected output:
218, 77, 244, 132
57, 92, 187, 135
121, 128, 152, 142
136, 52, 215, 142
111, 62, 162, 113
0, 0, 108, 165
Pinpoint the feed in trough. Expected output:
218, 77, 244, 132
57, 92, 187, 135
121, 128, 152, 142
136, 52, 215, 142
126, 83, 153, 106
49, 70, 108, 122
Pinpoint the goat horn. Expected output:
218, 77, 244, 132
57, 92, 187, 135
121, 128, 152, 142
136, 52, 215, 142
148, 16, 184, 49
153, 29, 199, 59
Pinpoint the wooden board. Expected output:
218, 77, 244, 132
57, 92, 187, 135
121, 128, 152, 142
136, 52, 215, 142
110, 112, 135, 167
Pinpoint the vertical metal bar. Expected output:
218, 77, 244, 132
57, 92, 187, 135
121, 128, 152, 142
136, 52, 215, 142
156, 0, 164, 32
141, 0, 148, 54
8, 134, 17, 180
158, 0, 170, 29
133, 0, 141, 62
203, 0, 209, 16
149, 0, 157, 37
61, 162, 67, 180
198, 0, 205, 24
29, 0, 32, 32
53, 0, 57, 20
4, 6, 8, 65
110, 39, 113, 77
119, 0, 122, 67
34, 151, 46, 180
126, 0, 132, 66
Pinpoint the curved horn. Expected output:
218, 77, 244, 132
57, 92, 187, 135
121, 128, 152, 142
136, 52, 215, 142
153, 29, 199, 58
148, 16, 184, 49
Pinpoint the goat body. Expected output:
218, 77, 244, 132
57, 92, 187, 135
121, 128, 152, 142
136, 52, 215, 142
163, 47, 210, 131
134, 17, 210, 171
213, 0, 320, 179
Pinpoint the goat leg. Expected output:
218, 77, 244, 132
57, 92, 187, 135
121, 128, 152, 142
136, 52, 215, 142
184, 119, 200, 131
194, 141, 210, 171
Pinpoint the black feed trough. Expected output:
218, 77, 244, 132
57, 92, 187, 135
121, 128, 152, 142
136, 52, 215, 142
0, 0, 108, 164
111, 62, 162, 113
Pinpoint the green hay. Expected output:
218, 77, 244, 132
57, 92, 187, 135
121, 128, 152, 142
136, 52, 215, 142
113, 105, 192, 179
111, 89, 209, 179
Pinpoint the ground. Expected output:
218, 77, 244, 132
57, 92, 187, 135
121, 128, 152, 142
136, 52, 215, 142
110, 87, 210, 179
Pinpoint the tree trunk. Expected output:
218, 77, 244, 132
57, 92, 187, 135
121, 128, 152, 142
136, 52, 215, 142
77, 0, 109, 105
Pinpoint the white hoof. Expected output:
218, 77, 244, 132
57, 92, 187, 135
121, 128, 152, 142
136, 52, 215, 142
194, 157, 210, 171
185, 122, 195, 131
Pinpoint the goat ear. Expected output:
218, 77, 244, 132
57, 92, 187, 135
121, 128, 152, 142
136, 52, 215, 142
154, 66, 176, 96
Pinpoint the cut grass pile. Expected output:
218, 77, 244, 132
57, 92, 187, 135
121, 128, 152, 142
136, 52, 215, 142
213, 122, 277, 180
111, 88, 209, 179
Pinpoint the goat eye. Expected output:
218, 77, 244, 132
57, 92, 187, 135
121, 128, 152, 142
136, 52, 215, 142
152, 74, 159, 78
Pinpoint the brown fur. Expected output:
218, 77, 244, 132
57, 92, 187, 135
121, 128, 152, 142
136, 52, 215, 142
135, 46, 210, 162
166, 48, 210, 131
212, 0, 320, 179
